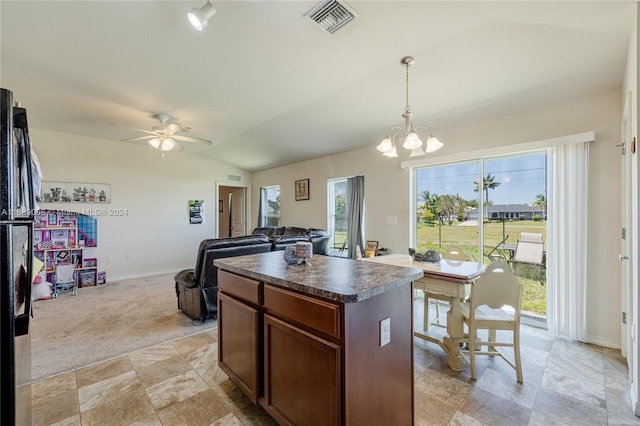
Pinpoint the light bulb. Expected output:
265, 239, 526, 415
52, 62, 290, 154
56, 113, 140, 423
376, 137, 393, 153
410, 147, 425, 157
148, 138, 160, 149
161, 138, 176, 151
383, 144, 398, 158
425, 136, 444, 153
187, 2, 216, 31
402, 131, 423, 150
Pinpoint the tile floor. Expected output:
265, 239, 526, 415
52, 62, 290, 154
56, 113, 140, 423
31, 296, 640, 425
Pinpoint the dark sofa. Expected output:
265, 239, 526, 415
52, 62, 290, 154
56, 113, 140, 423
252, 226, 331, 255
174, 227, 331, 323
174, 235, 272, 323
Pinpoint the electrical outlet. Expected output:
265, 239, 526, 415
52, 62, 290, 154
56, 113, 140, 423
386, 216, 398, 225
380, 317, 391, 347
127, 253, 134, 261
107, 255, 113, 262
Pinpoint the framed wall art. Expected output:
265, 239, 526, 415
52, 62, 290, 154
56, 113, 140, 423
189, 200, 204, 224
295, 179, 310, 201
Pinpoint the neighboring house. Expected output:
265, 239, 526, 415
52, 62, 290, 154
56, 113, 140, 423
467, 204, 544, 221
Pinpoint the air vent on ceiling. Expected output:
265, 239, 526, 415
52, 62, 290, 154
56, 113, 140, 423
304, 0, 358, 35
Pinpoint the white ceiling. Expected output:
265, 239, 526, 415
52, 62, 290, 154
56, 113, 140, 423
1, 1, 635, 171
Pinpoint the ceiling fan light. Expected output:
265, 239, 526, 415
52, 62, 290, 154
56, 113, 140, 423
402, 131, 423, 150
148, 138, 161, 149
376, 137, 393, 153
161, 137, 176, 151
187, 1, 216, 31
425, 136, 444, 153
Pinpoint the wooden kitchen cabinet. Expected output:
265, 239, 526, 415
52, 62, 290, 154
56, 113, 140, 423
263, 314, 340, 425
217, 292, 260, 404
216, 252, 417, 426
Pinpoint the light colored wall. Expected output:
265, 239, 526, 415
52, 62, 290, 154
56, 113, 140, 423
252, 87, 622, 348
31, 129, 251, 280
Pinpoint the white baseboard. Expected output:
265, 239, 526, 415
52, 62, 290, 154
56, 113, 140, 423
586, 333, 621, 349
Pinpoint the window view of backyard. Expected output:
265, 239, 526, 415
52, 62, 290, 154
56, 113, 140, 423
262, 186, 281, 226
415, 152, 548, 320
328, 179, 348, 256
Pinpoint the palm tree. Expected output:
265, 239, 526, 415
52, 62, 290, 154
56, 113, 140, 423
533, 193, 547, 219
474, 173, 501, 220
417, 190, 431, 205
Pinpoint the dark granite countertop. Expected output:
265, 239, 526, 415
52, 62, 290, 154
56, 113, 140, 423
214, 251, 423, 303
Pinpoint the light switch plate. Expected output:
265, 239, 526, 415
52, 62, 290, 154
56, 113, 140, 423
380, 317, 391, 347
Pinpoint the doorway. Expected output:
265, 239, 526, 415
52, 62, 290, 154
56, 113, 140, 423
217, 183, 249, 238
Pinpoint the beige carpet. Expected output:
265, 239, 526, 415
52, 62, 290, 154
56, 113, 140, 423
30, 273, 216, 382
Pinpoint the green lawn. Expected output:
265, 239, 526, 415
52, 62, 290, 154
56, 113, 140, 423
333, 221, 547, 317
416, 220, 547, 317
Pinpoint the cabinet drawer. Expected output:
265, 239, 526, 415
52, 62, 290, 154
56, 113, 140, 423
218, 270, 262, 305
264, 285, 341, 339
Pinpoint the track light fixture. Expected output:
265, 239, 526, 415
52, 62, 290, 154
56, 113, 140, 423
187, 1, 216, 31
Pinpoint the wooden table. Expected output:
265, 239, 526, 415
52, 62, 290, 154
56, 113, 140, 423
363, 254, 485, 371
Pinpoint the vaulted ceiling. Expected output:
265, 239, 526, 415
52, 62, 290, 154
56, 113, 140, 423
1, 1, 635, 171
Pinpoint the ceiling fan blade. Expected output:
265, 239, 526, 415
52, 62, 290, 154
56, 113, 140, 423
173, 135, 213, 145
110, 123, 157, 136
121, 135, 156, 142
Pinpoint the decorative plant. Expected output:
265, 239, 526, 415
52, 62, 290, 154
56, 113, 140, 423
50, 187, 61, 201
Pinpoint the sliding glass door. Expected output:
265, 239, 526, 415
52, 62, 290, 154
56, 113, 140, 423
414, 151, 548, 321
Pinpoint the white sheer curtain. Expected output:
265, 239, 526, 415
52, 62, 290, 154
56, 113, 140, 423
546, 142, 590, 341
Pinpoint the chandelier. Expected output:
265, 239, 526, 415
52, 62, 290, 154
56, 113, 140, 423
376, 56, 443, 158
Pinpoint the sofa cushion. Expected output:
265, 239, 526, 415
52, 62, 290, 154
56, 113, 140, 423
252, 226, 285, 237
283, 226, 308, 236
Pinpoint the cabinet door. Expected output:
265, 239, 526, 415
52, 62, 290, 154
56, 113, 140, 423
217, 292, 260, 404
263, 314, 340, 425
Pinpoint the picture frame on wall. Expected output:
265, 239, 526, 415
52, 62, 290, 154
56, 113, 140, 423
295, 179, 310, 201
364, 240, 379, 258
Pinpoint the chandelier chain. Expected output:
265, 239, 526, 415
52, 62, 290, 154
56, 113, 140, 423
405, 62, 410, 113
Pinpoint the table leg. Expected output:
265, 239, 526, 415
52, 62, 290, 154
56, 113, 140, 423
443, 297, 464, 371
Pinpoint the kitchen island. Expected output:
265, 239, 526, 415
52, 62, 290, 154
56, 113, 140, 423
214, 251, 422, 425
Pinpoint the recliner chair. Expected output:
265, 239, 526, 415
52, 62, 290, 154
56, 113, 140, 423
174, 235, 272, 322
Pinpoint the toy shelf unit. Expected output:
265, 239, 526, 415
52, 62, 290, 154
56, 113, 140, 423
33, 210, 99, 297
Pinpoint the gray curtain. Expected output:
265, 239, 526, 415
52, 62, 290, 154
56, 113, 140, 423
346, 175, 364, 259
257, 188, 265, 227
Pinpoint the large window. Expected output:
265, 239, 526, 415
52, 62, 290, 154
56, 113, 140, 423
327, 179, 347, 256
261, 186, 280, 226
414, 151, 548, 319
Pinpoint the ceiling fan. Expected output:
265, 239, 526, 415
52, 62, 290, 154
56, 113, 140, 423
113, 114, 212, 154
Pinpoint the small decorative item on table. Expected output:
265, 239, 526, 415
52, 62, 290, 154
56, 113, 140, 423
295, 241, 313, 266
283, 245, 298, 265
364, 240, 379, 258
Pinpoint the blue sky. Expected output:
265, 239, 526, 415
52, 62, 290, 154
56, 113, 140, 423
415, 153, 547, 206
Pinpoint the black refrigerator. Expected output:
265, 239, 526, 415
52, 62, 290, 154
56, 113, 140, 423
0, 88, 36, 425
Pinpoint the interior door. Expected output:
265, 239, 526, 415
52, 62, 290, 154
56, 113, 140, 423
621, 92, 632, 365
230, 187, 246, 237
